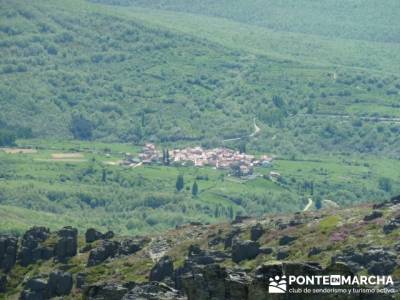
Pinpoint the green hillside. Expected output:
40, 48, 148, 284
0, 2, 399, 298
1, 0, 399, 158
108, 5, 400, 74
0, 0, 399, 235
92, 0, 400, 43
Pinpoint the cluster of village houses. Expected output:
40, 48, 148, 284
124, 143, 274, 177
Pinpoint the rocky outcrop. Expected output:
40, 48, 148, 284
181, 264, 228, 300
103, 230, 115, 240
87, 240, 120, 266
18, 227, 51, 267
180, 261, 361, 300
383, 215, 400, 234
86, 282, 131, 300
76, 272, 86, 289
250, 223, 264, 241
390, 194, 400, 204
87, 281, 181, 300
363, 210, 383, 221
3, 227, 79, 297
20, 270, 73, 299
332, 247, 397, 275
118, 239, 143, 256
85, 228, 115, 243
20, 277, 49, 300
276, 247, 289, 260
279, 235, 297, 245
187, 245, 228, 265
181, 262, 334, 300
54, 226, 78, 261
173, 245, 231, 293
225, 271, 251, 300
223, 228, 240, 249
0, 274, 6, 293
276, 214, 305, 230
85, 228, 104, 243
366, 249, 397, 275
208, 236, 224, 247
324, 262, 354, 276
250, 262, 324, 299
231, 240, 260, 263
308, 247, 322, 257
2, 196, 400, 300
0, 235, 18, 271
48, 270, 73, 297
259, 246, 273, 255
87, 238, 145, 267
123, 282, 184, 300
374, 194, 400, 209
150, 256, 174, 282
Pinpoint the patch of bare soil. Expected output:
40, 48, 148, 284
1, 148, 37, 154
51, 153, 84, 159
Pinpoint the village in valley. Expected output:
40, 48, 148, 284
122, 143, 278, 178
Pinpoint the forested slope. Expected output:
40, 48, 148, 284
91, 0, 400, 43
1, 0, 399, 157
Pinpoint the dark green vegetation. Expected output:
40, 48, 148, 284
92, 0, 400, 43
0, 0, 399, 235
1, 0, 400, 157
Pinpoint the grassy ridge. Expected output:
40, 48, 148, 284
92, 0, 400, 43
101, 4, 400, 74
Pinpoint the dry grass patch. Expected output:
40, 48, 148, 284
1, 148, 37, 154
51, 153, 84, 159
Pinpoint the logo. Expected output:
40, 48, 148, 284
266, 274, 395, 295
268, 275, 287, 293
329, 275, 341, 286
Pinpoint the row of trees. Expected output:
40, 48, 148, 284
0, 120, 33, 146
176, 174, 198, 196
0, 129, 16, 146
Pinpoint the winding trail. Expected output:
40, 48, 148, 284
249, 119, 261, 137
303, 198, 313, 212
223, 118, 260, 142
131, 161, 143, 169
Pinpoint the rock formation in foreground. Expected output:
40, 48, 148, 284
0, 195, 399, 299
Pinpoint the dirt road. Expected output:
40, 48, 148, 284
223, 118, 260, 142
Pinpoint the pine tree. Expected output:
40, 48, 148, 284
310, 181, 314, 195
239, 141, 246, 154
192, 181, 198, 197
315, 197, 322, 210
162, 149, 166, 165
141, 111, 145, 127
214, 205, 220, 218
176, 175, 184, 192
228, 206, 234, 220
102, 169, 106, 182
166, 149, 170, 165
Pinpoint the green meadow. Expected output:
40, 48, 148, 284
1, 139, 398, 234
